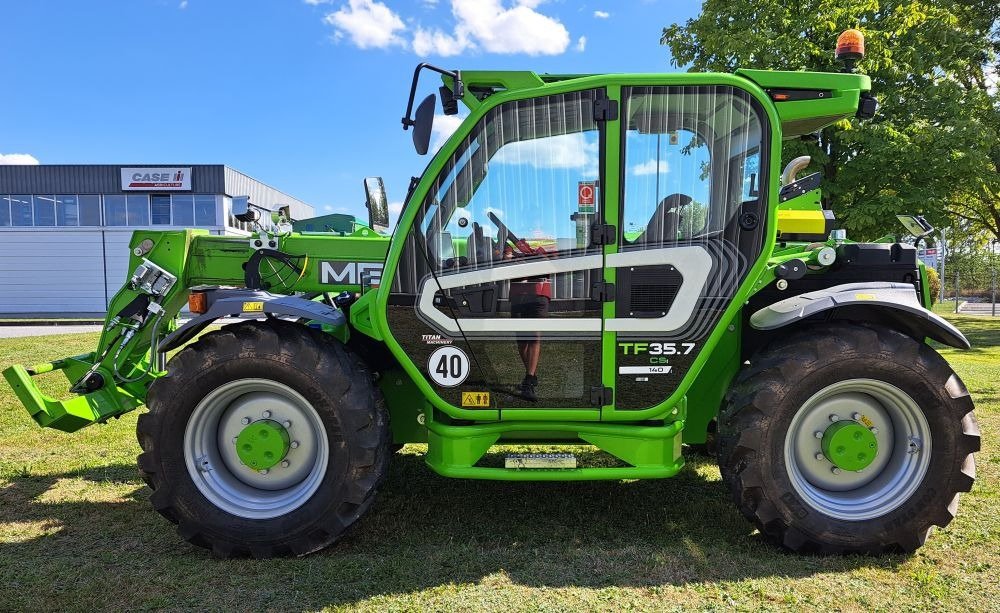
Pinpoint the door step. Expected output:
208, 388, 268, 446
504, 453, 577, 469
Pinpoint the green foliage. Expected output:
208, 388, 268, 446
662, 1, 1000, 241
926, 265, 941, 304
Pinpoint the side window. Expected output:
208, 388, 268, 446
417, 90, 603, 272
621, 86, 764, 247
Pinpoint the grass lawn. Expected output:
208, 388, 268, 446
0, 318, 997, 611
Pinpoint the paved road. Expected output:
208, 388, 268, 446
958, 302, 1000, 316
0, 325, 105, 338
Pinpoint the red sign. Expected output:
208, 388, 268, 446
578, 181, 596, 207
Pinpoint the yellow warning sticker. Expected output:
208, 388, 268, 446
860, 414, 874, 428
461, 392, 491, 407
242, 301, 264, 312
854, 293, 877, 301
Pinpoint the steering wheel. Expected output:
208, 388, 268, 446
487, 211, 535, 256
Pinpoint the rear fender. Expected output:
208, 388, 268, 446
159, 289, 346, 352
749, 282, 969, 349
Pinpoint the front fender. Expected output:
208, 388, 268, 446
750, 282, 970, 349
159, 290, 346, 352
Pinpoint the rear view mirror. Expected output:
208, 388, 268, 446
364, 177, 390, 233
232, 195, 258, 223
896, 214, 934, 239
413, 94, 436, 155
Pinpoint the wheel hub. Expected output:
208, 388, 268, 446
235, 419, 290, 470
821, 420, 878, 471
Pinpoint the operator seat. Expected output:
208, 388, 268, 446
636, 193, 692, 246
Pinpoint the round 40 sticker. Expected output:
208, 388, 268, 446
427, 346, 470, 387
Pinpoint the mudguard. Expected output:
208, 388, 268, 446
750, 282, 970, 349
159, 289, 346, 352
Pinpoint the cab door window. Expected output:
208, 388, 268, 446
388, 89, 607, 409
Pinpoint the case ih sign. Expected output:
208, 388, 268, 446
121, 167, 192, 191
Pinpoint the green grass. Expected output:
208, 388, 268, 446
0, 319, 997, 611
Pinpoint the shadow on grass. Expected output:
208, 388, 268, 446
0, 451, 910, 609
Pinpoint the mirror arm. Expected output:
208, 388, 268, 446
402, 63, 463, 131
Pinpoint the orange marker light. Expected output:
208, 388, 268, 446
188, 291, 207, 314
835, 29, 865, 62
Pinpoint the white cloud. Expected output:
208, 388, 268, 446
593, 10, 609, 18
413, 26, 470, 56
0, 153, 40, 165
324, 0, 406, 49
178, 0, 188, 8
631, 159, 669, 176
447, 0, 570, 56
986, 64, 998, 95
575, 35, 586, 52
410, 0, 570, 57
430, 113, 465, 152
317, 0, 572, 56
494, 133, 598, 172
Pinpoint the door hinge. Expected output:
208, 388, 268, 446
593, 99, 619, 122
590, 223, 616, 246
590, 386, 613, 406
590, 281, 615, 302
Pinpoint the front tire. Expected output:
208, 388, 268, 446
718, 323, 979, 554
137, 320, 390, 557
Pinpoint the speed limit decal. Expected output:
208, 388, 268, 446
427, 346, 470, 387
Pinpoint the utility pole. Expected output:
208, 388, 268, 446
939, 228, 947, 304
992, 239, 997, 318
955, 269, 961, 314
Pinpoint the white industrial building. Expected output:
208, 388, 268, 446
0, 165, 314, 316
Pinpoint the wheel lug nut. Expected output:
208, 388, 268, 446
241, 417, 251, 425
814, 431, 823, 439
829, 414, 840, 422
281, 460, 290, 468
262, 410, 271, 419
283, 420, 291, 428
259, 469, 269, 475
831, 467, 842, 475
232, 437, 238, 444
290, 441, 299, 449
870, 427, 879, 435
815, 453, 825, 461
852, 412, 861, 421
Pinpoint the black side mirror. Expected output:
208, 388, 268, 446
364, 177, 390, 233
232, 195, 259, 223
413, 94, 436, 155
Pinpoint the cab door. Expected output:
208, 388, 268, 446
386, 88, 615, 415
606, 84, 771, 415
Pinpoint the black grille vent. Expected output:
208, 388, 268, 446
622, 266, 683, 317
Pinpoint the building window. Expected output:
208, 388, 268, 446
171, 195, 194, 226
0, 196, 10, 226
79, 195, 102, 226
56, 195, 79, 226
126, 194, 149, 225
194, 194, 216, 225
104, 195, 127, 225
10, 196, 32, 226
33, 195, 56, 226
151, 195, 171, 225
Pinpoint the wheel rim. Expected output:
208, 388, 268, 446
783, 378, 931, 521
183, 378, 329, 519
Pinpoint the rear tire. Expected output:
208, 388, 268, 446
718, 323, 979, 554
137, 319, 390, 557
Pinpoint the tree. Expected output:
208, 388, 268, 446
662, 1, 1000, 241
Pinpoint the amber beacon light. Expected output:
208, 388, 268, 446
835, 29, 865, 71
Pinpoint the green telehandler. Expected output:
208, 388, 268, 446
3, 31, 979, 557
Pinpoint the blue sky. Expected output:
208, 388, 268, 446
1, 0, 700, 223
